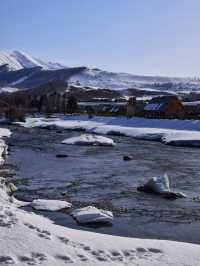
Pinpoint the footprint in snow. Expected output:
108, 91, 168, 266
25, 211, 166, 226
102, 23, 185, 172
55, 254, 74, 264
18, 252, 48, 265
23, 223, 51, 240
0, 256, 15, 265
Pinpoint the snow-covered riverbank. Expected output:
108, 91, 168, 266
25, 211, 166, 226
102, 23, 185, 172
1, 181, 200, 266
19, 115, 200, 147
1, 124, 200, 265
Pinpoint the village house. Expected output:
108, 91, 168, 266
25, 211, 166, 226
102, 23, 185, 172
143, 95, 184, 119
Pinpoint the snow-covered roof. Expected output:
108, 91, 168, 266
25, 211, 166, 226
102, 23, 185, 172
183, 101, 200, 106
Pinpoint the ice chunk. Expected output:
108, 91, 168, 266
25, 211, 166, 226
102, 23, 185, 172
31, 199, 72, 211
62, 134, 115, 146
71, 206, 113, 224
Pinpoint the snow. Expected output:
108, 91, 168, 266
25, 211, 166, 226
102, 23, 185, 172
183, 101, 200, 106
0, 87, 19, 93
163, 131, 200, 147
69, 68, 200, 92
0, 127, 11, 138
0, 128, 11, 165
0, 50, 66, 71
71, 206, 113, 224
18, 116, 200, 147
11, 76, 29, 86
1, 127, 200, 265
62, 134, 115, 146
1, 182, 200, 265
31, 199, 72, 211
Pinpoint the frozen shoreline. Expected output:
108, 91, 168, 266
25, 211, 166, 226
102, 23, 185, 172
18, 115, 200, 147
1, 182, 200, 266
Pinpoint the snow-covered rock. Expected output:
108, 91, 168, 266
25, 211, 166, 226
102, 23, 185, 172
31, 199, 72, 211
137, 174, 187, 199
71, 206, 113, 224
62, 134, 115, 146
144, 174, 170, 194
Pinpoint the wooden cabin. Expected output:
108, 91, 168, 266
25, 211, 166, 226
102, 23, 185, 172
143, 95, 184, 119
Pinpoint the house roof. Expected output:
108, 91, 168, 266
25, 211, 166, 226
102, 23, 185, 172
144, 96, 180, 112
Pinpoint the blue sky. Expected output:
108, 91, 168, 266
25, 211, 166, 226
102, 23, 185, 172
1, 0, 200, 77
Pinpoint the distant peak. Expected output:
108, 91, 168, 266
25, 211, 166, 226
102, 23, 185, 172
0, 50, 66, 71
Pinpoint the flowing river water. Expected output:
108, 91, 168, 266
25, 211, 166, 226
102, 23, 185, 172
6, 125, 200, 244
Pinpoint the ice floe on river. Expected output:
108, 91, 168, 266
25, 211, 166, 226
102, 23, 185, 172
18, 115, 200, 147
71, 206, 114, 224
31, 199, 72, 211
62, 134, 115, 146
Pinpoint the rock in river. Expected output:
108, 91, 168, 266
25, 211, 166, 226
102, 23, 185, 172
137, 174, 187, 200
56, 154, 68, 158
123, 155, 133, 161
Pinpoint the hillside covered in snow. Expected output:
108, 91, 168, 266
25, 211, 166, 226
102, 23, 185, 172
0, 50, 200, 92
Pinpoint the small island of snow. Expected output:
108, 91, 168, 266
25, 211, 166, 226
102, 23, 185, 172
62, 134, 115, 146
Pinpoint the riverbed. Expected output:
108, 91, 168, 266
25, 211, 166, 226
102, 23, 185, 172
6, 125, 200, 244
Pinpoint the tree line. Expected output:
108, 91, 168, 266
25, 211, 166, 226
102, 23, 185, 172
0, 91, 79, 122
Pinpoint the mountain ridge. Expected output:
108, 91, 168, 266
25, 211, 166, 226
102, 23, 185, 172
0, 50, 200, 92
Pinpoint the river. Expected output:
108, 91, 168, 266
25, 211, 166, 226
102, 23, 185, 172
6, 125, 200, 244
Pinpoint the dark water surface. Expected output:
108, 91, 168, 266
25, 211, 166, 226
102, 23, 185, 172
7, 126, 200, 244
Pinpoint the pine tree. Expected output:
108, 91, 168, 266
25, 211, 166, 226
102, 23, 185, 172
66, 95, 78, 114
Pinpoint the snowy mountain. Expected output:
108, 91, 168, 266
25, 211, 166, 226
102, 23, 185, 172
69, 68, 200, 92
0, 50, 66, 71
0, 50, 200, 92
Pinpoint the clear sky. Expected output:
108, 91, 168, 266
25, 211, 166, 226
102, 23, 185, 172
1, 0, 200, 77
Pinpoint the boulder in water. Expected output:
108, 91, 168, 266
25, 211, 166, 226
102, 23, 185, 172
56, 154, 68, 158
123, 155, 133, 161
137, 174, 186, 200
